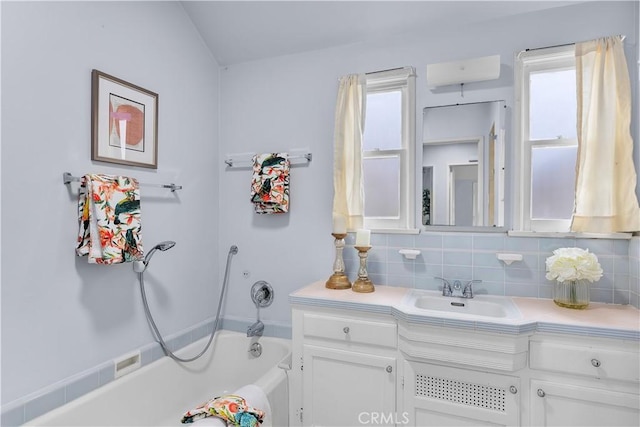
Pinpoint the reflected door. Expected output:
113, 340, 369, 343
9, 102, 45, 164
449, 164, 479, 226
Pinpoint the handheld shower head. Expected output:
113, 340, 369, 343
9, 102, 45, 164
145, 241, 176, 261
155, 241, 176, 251
134, 241, 177, 272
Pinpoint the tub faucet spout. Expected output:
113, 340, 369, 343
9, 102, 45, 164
247, 320, 264, 337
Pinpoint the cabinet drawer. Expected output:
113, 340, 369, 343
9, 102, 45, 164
303, 313, 397, 348
530, 341, 639, 382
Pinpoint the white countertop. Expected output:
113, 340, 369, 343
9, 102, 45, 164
290, 281, 640, 340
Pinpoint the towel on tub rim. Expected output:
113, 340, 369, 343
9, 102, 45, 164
250, 153, 290, 214
76, 174, 144, 264
180, 393, 265, 426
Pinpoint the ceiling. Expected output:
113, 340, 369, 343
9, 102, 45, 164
180, 1, 581, 66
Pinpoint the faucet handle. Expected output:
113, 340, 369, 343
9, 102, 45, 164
435, 277, 452, 296
462, 280, 482, 298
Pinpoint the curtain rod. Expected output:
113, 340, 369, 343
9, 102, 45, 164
525, 34, 626, 52
337, 66, 415, 82
365, 67, 405, 75
62, 172, 182, 192
365, 66, 416, 76
424, 100, 507, 110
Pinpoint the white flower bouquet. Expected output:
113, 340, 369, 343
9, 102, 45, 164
545, 247, 602, 309
545, 247, 603, 283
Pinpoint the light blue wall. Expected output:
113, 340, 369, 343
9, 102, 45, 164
218, 1, 639, 328
1, 0, 220, 409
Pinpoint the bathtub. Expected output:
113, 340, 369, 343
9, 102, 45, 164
26, 331, 291, 426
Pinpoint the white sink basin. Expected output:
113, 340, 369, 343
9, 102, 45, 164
403, 290, 521, 320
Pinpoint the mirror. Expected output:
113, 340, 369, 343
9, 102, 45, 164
421, 100, 506, 229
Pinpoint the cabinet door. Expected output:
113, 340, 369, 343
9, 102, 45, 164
403, 360, 520, 427
302, 344, 396, 427
530, 379, 640, 426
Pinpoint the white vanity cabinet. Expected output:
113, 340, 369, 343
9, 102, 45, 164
529, 334, 640, 426
290, 306, 398, 427
289, 282, 640, 427
399, 322, 529, 426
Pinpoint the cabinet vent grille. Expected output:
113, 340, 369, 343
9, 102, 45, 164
415, 374, 506, 412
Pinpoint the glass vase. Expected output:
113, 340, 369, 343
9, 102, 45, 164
553, 280, 590, 309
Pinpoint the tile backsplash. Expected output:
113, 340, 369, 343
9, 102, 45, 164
344, 233, 638, 308
630, 236, 640, 308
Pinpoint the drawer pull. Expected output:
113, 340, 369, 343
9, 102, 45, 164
591, 358, 601, 368
386, 365, 393, 373
343, 326, 350, 334
509, 386, 518, 394
537, 389, 546, 398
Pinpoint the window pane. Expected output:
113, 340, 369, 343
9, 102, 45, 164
529, 69, 577, 140
363, 156, 400, 218
363, 91, 402, 150
531, 145, 577, 220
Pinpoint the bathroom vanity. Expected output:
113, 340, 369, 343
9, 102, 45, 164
289, 282, 639, 426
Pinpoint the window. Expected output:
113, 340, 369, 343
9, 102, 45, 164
362, 67, 416, 231
515, 46, 577, 232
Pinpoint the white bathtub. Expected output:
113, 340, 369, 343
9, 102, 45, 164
26, 331, 291, 426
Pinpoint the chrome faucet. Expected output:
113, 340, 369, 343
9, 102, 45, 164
247, 320, 264, 337
435, 277, 481, 299
453, 280, 462, 294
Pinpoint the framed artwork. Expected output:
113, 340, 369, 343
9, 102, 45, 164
91, 69, 158, 169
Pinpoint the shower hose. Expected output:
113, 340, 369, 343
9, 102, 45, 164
138, 245, 239, 362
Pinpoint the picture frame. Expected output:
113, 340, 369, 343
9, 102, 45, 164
91, 69, 158, 169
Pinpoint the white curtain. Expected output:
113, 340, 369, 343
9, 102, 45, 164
332, 74, 366, 230
571, 35, 640, 233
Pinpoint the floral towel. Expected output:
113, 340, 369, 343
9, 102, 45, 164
180, 394, 265, 426
250, 153, 290, 214
76, 174, 144, 264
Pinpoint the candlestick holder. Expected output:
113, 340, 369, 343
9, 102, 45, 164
326, 233, 352, 289
352, 245, 374, 293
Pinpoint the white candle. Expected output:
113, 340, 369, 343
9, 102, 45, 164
332, 214, 347, 234
355, 229, 371, 247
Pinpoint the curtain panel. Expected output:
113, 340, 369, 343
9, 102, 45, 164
572, 35, 640, 233
332, 74, 366, 230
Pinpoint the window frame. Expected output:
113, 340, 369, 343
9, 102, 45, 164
362, 67, 416, 232
515, 46, 577, 232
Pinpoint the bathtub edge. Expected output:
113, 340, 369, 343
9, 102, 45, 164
2, 318, 290, 427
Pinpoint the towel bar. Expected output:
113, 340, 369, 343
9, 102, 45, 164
224, 152, 312, 168
62, 172, 183, 192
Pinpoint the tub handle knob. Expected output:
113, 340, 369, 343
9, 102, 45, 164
386, 365, 393, 373
343, 326, 350, 334
591, 358, 601, 367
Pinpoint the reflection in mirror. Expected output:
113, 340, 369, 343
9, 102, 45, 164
450, 164, 479, 226
421, 100, 506, 229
